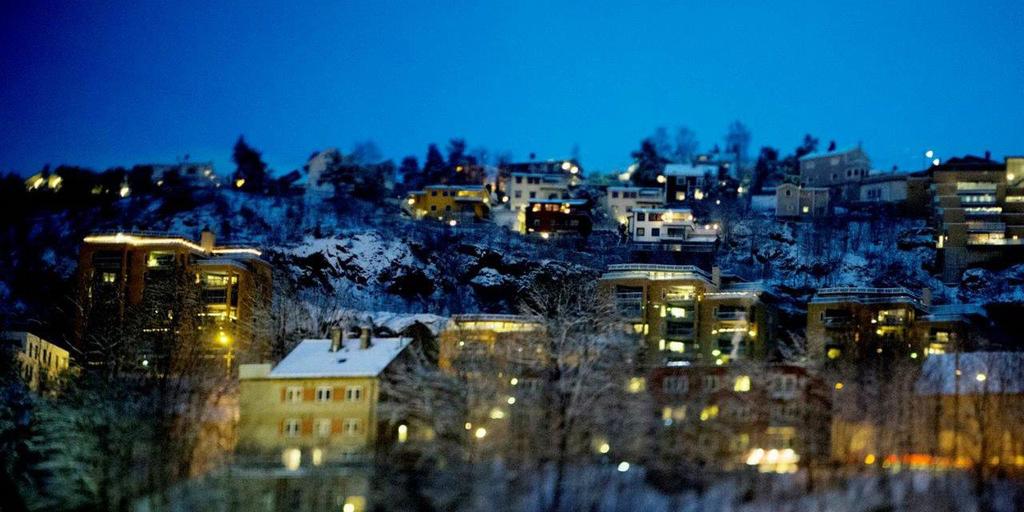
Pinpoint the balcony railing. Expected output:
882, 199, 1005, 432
823, 316, 854, 328
878, 315, 907, 326
716, 310, 748, 321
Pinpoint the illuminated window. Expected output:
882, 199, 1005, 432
346, 386, 363, 401
826, 348, 841, 360
281, 448, 301, 470
734, 375, 751, 392
311, 448, 323, 466
700, 405, 719, 421
315, 386, 333, 402
668, 307, 686, 318
101, 272, 117, 284
397, 424, 408, 443
627, 377, 645, 393
667, 341, 686, 353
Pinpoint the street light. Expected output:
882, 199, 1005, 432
474, 427, 487, 439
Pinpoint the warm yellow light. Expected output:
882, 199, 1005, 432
397, 424, 408, 443
510, 377, 518, 386
343, 504, 355, 512
507, 396, 516, 405
827, 348, 841, 360
119, 185, 131, 198
235, 178, 245, 188
617, 461, 630, 472
474, 427, 487, 439
712, 349, 721, 356
976, 373, 987, 382
910, 352, 918, 359
599, 442, 610, 454
540, 232, 550, 240
465, 422, 472, 430
449, 219, 458, 227
312, 448, 323, 466
561, 161, 572, 171
656, 175, 666, 184
489, 408, 505, 419
835, 382, 844, 390
217, 332, 230, 345
865, 454, 876, 465
407, 198, 416, 205
627, 377, 645, 393
734, 375, 751, 392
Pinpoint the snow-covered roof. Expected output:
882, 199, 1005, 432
925, 303, 987, 322
528, 198, 588, 205
664, 163, 716, 177
268, 337, 410, 379
798, 146, 865, 161
918, 352, 1024, 395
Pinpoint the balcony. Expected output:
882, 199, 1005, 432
614, 292, 643, 319
822, 316, 853, 328
716, 310, 748, 321
877, 315, 907, 326
967, 222, 1007, 233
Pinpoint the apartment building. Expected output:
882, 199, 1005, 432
628, 208, 719, 245
832, 352, 1024, 476
2, 331, 70, 392
403, 184, 490, 223
932, 155, 1024, 282
775, 183, 830, 218
438, 314, 542, 372
600, 264, 777, 367
237, 328, 410, 469
75, 229, 272, 359
524, 199, 593, 237
499, 159, 582, 205
649, 363, 829, 472
798, 146, 870, 201
806, 287, 930, 362
606, 186, 665, 224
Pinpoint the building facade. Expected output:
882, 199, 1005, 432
75, 230, 272, 360
606, 186, 665, 225
798, 146, 870, 201
775, 183, 830, 218
806, 287, 930, 362
507, 173, 573, 212
858, 173, 908, 203
523, 199, 593, 237
932, 156, 1024, 282
237, 330, 410, 469
600, 264, 777, 367
2, 331, 70, 392
403, 184, 490, 222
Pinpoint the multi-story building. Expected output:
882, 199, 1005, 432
438, 314, 542, 373
663, 163, 717, 204
606, 186, 665, 225
600, 264, 777, 367
628, 208, 719, 245
500, 159, 582, 208
806, 287, 930, 362
798, 146, 870, 201
403, 184, 490, 223
75, 229, 272, 359
832, 352, 1024, 476
523, 199, 593, 237
237, 328, 410, 469
1, 331, 70, 392
932, 155, 1024, 282
649, 363, 829, 473
775, 183, 830, 218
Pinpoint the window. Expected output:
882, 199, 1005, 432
663, 376, 688, 394
514, 191, 522, 198
515, 176, 522, 183
703, 375, 720, 391
346, 386, 363, 401
315, 418, 332, 437
315, 386, 332, 402
344, 418, 361, 435
284, 418, 301, 437
636, 212, 645, 221
430, 190, 437, 196
529, 192, 536, 198
636, 228, 646, 236
651, 228, 661, 237
430, 205, 437, 211
611, 191, 620, 198
734, 375, 751, 392
102, 272, 117, 284
286, 386, 303, 403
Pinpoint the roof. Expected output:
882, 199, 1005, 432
931, 155, 1005, 173
918, 352, 1024, 395
798, 146, 866, 161
861, 172, 909, 185
528, 198, 588, 205
664, 163, 716, 177
267, 337, 410, 378
423, 184, 485, 191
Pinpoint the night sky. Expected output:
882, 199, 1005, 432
1, 1, 1022, 176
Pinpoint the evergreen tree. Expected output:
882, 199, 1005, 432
423, 144, 447, 184
231, 136, 268, 193
630, 138, 669, 187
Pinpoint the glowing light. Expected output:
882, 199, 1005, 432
925, 150, 934, 159
827, 348, 841, 360
312, 448, 323, 466
282, 448, 301, 471
397, 424, 408, 443
343, 504, 355, 512
489, 408, 505, 419
449, 219, 458, 227
599, 442, 610, 454
502, 196, 509, 203
510, 377, 518, 386
617, 461, 630, 472
734, 375, 751, 392
217, 332, 230, 345
910, 352, 918, 359
976, 373, 987, 382
540, 232, 550, 240
865, 454, 876, 465
465, 422, 472, 430
142, 359, 149, 367
561, 161, 572, 171
235, 178, 246, 188
835, 382, 844, 390
474, 427, 487, 439
407, 198, 416, 205
656, 175, 666, 184
507, 396, 516, 405
119, 185, 131, 198
932, 158, 941, 166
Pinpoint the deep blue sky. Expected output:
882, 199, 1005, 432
1, 1, 1022, 176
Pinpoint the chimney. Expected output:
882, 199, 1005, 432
330, 326, 343, 352
711, 266, 721, 289
200, 228, 216, 253
921, 288, 932, 309
359, 326, 372, 350
985, 150, 991, 161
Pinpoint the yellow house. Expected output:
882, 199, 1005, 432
2, 331, 70, 392
403, 185, 490, 222
438, 314, 542, 372
238, 330, 410, 474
